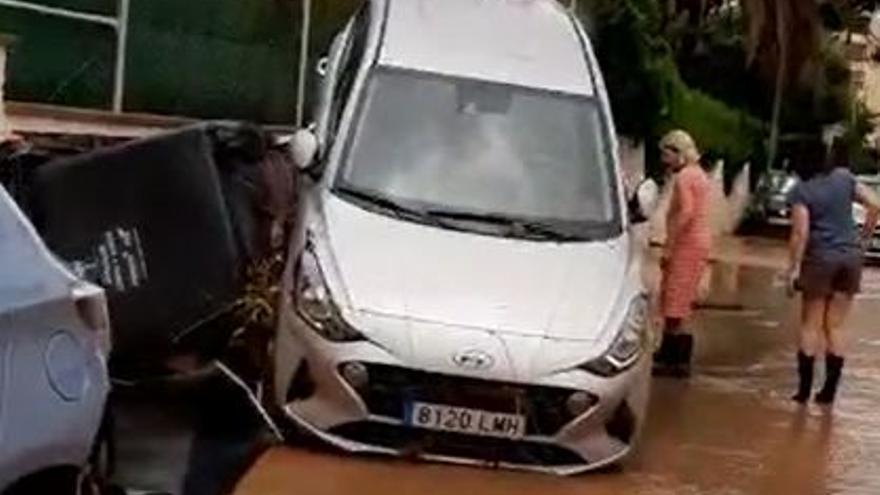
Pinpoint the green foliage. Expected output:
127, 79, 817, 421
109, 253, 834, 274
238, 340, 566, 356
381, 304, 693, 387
580, 0, 765, 174
578, 0, 669, 139
674, 10, 767, 120
819, 1, 877, 33
839, 102, 879, 174
662, 75, 765, 168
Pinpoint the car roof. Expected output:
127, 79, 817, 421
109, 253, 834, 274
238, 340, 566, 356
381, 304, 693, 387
377, 0, 596, 96
0, 185, 80, 313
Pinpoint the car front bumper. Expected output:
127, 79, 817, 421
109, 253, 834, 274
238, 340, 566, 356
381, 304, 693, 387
864, 235, 880, 259
274, 310, 651, 475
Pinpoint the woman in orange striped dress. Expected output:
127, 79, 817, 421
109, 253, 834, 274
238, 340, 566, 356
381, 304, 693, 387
653, 130, 712, 378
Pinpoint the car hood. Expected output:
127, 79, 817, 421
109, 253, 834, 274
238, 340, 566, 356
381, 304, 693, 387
321, 196, 630, 342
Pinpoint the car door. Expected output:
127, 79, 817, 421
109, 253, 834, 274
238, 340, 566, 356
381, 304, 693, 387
0, 312, 8, 435
0, 185, 110, 491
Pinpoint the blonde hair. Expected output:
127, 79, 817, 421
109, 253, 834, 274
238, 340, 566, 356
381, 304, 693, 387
660, 129, 700, 165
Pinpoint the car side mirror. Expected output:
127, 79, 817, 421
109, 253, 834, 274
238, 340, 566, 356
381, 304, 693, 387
629, 179, 659, 224
290, 129, 319, 171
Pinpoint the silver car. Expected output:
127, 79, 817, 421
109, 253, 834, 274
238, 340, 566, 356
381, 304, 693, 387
0, 184, 110, 493
273, 0, 658, 474
755, 170, 799, 226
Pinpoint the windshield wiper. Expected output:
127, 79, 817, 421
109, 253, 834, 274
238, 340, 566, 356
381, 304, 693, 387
426, 208, 587, 242
334, 187, 448, 228
425, 208, 516, 226
517, 220, 587, 242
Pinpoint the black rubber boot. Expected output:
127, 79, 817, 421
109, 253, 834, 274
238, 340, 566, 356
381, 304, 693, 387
791, 351, 815, 404
815, 354, 845, 404
653, 333, 675, 370
671, 334, 694, 378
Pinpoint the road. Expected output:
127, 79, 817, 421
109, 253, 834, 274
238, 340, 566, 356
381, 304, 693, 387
233, 238, 880, 495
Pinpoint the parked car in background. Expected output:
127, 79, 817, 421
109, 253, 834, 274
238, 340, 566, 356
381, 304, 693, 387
753, 170, 799, 226
273, 0, 658, 475
0, 184, 111, 494
854, 175, 880, 260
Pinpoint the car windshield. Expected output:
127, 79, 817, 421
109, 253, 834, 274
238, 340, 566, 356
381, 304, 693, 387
332, 67, 620, 240
765, 172, 797, 194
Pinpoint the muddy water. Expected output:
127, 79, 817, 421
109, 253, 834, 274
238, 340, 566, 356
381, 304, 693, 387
235, 249, 880, 495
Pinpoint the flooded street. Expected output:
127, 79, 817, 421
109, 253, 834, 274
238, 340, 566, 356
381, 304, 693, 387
234, 239, 880, 495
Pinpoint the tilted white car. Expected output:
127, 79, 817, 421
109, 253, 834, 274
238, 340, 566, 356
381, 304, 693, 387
274, 0, 657, 474
0, 184, 110, 493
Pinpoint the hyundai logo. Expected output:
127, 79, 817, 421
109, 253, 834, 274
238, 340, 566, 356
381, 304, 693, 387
452, 349, 496, 371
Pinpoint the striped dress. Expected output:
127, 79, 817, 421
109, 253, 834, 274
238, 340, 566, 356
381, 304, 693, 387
661, 164, 712, 320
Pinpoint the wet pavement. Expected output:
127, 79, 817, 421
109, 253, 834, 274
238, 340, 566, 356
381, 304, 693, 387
232, 238, 880, 495
111, 372, 271, 495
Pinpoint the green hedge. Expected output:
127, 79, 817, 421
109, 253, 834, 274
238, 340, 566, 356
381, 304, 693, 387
579, 0, 766, 181
662, 74, 765, 168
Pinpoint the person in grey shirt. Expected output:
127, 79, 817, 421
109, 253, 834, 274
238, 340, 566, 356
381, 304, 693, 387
787, 140, 880, 404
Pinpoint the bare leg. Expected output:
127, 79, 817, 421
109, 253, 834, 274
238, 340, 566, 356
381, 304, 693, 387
823, 293, 853, 356
799, 297, 827, 356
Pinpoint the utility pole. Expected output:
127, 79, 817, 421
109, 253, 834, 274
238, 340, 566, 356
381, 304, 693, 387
296, 0, 312, 127
112, 0, 130, 113
767, 0, 788, 171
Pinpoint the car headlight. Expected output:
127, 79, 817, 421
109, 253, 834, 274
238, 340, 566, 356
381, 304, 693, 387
294, 244, 365, 342
579, 296, 650, 377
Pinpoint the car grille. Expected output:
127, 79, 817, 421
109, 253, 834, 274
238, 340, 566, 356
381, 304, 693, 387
767, 197, 788, 212
352, 363, 594, 436
329, 421, 586, 467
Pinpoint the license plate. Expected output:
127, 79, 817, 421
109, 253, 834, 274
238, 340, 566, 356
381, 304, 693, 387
407, 402, 526, 439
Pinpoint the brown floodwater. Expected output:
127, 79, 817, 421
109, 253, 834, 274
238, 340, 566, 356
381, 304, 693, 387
235, 242, 880, 495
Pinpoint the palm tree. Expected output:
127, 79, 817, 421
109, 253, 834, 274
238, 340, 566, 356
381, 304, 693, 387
741, 0, 823, 167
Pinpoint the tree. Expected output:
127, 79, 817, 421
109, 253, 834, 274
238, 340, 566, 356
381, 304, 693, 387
742, 0, 822, 89
579, 0, 670, 139
741, 0, 823, 166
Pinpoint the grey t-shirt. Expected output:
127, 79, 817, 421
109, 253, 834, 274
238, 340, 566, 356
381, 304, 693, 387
788, 168, 859, 260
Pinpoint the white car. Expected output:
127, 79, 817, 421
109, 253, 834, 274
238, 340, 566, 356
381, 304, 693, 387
756, 171, 798, 226
855, 175, 880, 258
273, 0, 657, 474
0, 184, 111, 493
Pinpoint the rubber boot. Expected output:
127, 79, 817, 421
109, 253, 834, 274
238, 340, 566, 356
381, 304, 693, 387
815, 354, 845, 404
652, 333, 676, 376
791, 351, 815, 404
671, 334, 694, 378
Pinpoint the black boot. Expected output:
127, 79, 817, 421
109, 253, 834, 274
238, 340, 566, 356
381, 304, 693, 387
791, 351, 815, 404
652, 333, 676, 376
671, 334, 694, 378
815, 354, 845, 404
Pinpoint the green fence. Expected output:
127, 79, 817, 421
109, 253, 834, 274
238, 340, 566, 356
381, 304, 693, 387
1, 0, 359, 124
